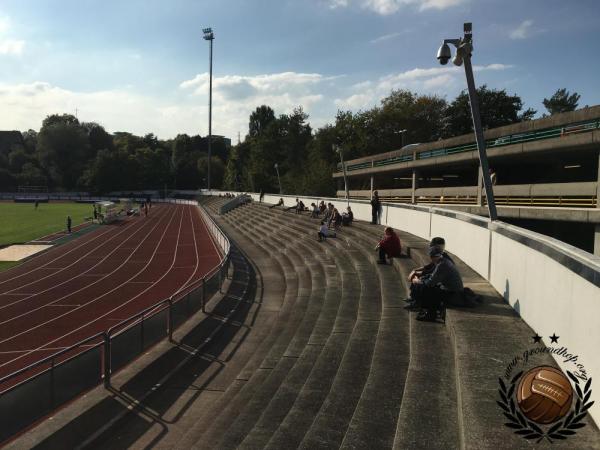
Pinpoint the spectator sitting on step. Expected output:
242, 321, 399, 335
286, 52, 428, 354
408, 237, 454, 282
269, 198, 284, 209
409, 246, 464, 322
285, 198, 300, 212
318, 201, 326, 215
342, 206, 353, 226
318, 221, 329, 242
310, 203, 319, 218
332, 208, 342, 230
296, 199, 306, 214
375, 227, 401, 265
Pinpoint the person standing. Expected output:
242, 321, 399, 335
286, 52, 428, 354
371, 191, 381, 225
67, 215, 72, 234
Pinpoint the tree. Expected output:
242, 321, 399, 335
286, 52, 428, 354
249, 105, 275, 138
42, 113, 79, 128
543, 88, 581, 115
443, 85, 536, 137
197, 156, 225, 189
37, 120, 90, 189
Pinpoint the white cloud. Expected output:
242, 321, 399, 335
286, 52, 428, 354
328, 0, 466, 15
509, 19, 534, 40
0, 38, 24, 55
180, 71, 334, 137
370, 32, 403, 44
334, 63, 512, 110
0, 71, 336, 140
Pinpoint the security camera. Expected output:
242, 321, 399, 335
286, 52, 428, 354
436, 42, 452, 65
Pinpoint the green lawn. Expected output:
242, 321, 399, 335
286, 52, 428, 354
0, 202, 93, 246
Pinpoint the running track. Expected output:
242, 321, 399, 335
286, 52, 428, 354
0, 203, 221, 386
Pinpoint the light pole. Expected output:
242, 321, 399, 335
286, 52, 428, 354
334, 144, 350, 207
396, 129, 407, 148
436, 22, 498, 221
203, 27, 214, 192
274, 163, 282, 194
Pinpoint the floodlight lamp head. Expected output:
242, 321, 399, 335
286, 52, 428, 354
203, 27, 214, 40
436, 42, 452, 65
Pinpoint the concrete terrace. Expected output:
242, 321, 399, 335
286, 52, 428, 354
10, 197, 600, 449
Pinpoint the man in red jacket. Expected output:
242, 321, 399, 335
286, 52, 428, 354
376, 227, 401, 264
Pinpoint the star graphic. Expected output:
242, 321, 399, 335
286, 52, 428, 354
532, 334, 542, 344
549, 333, 559, 344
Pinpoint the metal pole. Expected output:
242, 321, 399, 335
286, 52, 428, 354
463, 54, 498, 221
337, 146, 350, 207
275, 164, 282, 194
207, 37, 213, 191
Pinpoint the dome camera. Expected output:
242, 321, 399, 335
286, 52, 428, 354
436, 42, 452, 65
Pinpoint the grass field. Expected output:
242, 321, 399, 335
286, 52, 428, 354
0, 202, 92, 246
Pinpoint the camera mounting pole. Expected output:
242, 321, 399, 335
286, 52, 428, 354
437, 23, 498, 221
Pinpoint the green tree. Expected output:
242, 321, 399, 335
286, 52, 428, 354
543, 88, 581, 115
249, 105, 276, 138
197, 155, 225, 189
37, 119, 90, 189
443, 85, 535, 137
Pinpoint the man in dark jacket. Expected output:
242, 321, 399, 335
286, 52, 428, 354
371, 190, 381, 224
411, 246, 463, 322
408, 237, 454, 282
376, 227, 402, 264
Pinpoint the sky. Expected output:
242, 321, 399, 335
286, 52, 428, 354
0, 0, 599, 141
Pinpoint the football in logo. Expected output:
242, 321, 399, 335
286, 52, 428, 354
516, 366, 573, 424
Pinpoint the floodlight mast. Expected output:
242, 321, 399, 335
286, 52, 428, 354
436, 23, 498, 221
203, 28, 214, 192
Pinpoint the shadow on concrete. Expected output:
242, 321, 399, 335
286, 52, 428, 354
33, 245, 260, 450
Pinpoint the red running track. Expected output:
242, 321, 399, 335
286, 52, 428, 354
0, 203, 221, 385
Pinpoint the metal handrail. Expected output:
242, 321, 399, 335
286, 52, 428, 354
339, 118, 600, 172
0, 332, 105, 393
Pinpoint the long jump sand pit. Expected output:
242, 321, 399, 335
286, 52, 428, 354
0, 244, 53, 261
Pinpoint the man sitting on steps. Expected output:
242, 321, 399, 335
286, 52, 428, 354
375, 227, 402, 264
409, 246, 464, 322
408, 237, 454, 282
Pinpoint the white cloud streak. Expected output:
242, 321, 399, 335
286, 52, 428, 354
334, 63, 513, 110
328, 0, 466, 15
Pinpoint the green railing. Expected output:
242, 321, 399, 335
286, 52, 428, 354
338, 118, 600, 172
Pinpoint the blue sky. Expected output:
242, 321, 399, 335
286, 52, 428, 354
0, 0, 599, 140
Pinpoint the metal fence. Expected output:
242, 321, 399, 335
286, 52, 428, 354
0, 202, 230, 444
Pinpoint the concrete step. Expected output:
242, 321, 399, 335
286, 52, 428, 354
175, 215, 299, 447
233, 207, 384, 449
192, 215, 309, 449
240, 206, 395, 449
231, 208, 366, 449
208, 214, 337, 449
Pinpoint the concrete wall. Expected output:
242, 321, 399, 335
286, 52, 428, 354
214, 190, 600, 424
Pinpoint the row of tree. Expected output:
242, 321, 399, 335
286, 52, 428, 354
0, 87, 582, 195
0, 114, 229, 193
223, 87, 583, 196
